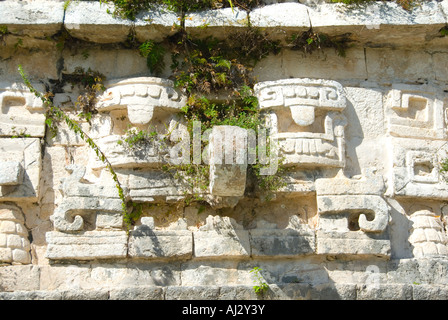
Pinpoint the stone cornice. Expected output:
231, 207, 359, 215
0, 0, 447, 47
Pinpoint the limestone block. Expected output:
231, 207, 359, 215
316, 172, 389, 233
249, 216, 316, 257
366, 49, 435, 83
97, 77, 186, 125
316, 230, 391, 257
249, 3, 310, 42
0, 138, 42, 202
0, 1, 64, 38
88, 135, 161, 169
208, 126, 248, 197
64, 1, 133, 43
385, 84, 445, 140
316, 170, 385, 196
0, 86, 46, 138
134, 7, 179, 43
45, 231, 128, 260
128, 170, 187, 202
46, 121, 91, 146
128, 217, 193, 259
0, 161, 23, 186
307, 1, 446, 46
184, 7, 250, 39
193, 215, 250, 257
279, 49, 368, 82
254, 78, 347, 168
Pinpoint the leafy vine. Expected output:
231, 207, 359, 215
18, 65, 133, 232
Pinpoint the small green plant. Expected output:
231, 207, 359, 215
439, 158, 448, 182
139, 40, 166, 75
250, 267, 269, 296
117, 126, 158, 151
10, 127, 31, 138
440, 26, 448, 36
63, 0, 71, 11
0, 25, 8, 44
0, 25, 7, 35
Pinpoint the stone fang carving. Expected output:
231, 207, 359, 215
254, 78, 347, 168
97, 77, 187, 125
51, 165, 124, 232
315, 171, 391, 257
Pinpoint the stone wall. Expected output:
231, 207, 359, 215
1, 0, 448, 300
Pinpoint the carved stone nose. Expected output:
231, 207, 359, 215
97, 77, 186, 126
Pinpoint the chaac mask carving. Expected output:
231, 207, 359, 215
254, 78, 347, 168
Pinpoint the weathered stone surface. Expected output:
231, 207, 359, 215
386, 84, 446, 140
128, 217, 193, 259
0, 1, 64, 38
185, 7, 250, 39
0, 162, 23, 186
128, 170, 187, 202
208, 126, 248, 197
64, 1, 133, 43
250, 216, 316, 257
109, 286, 164, 300
0, 85, 46, 138
194, 215, 250, 257
317, 230, 391, 257
45, 231, 128, 260
1, 0, 448, 301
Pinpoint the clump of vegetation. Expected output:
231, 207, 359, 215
139, 40, 166, 75
19, 65, 131, 231
439, 158, 448, 180
290, 28, 350, 57
117, 127, 158, 151
64, 67, 106, 123
0, 25, 8, 44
